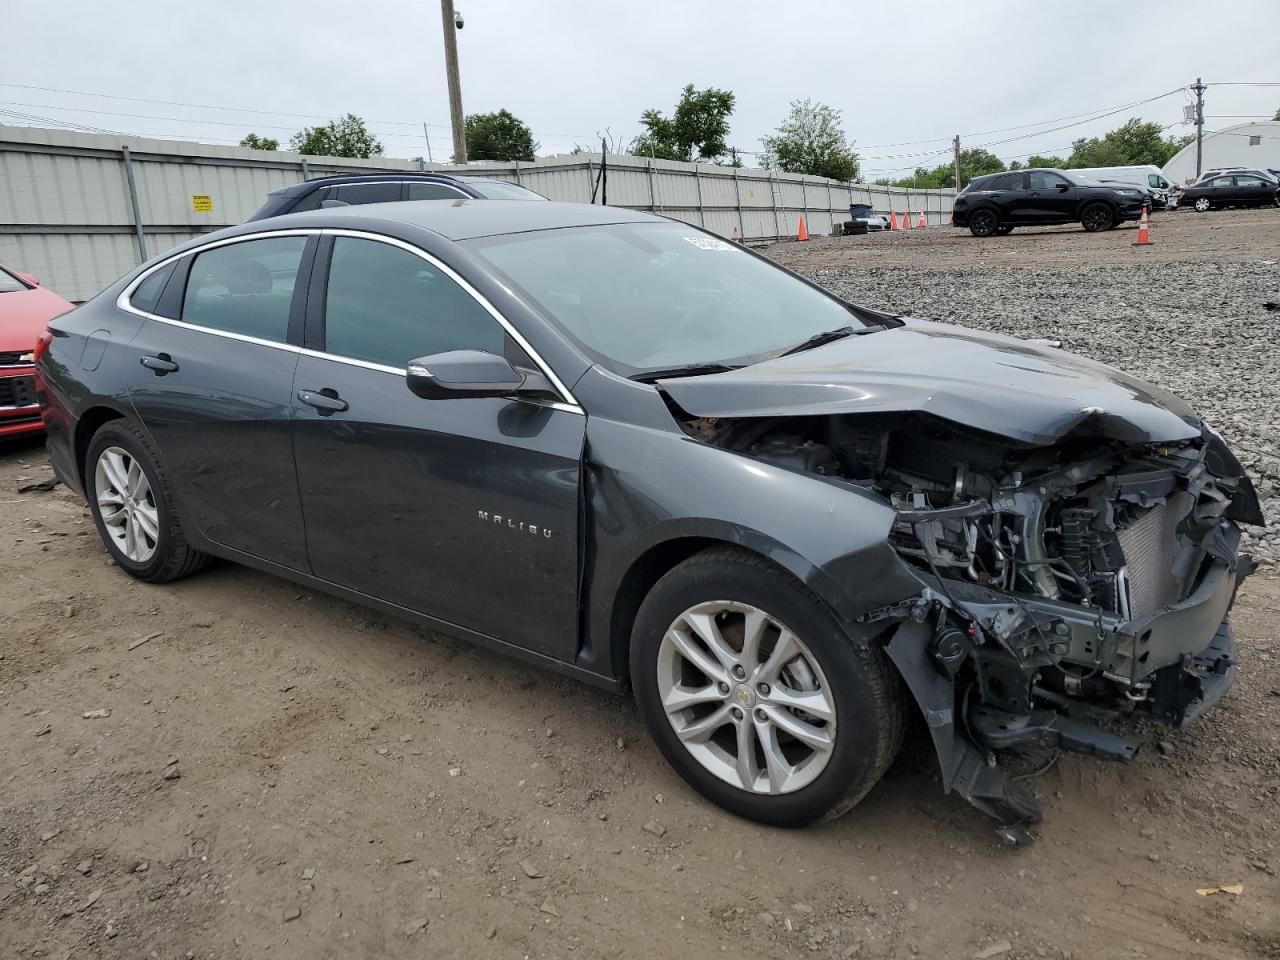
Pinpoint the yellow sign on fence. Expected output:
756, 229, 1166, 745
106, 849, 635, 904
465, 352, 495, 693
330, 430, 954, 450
192, 194, 214, 213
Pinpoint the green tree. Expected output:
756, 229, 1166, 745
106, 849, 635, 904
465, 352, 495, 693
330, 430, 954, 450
882, 148, 1005, 188
239, 133, 279, 151
289, 114, 383, 159
1065, 118, 1191, 168
1025, 154, 1068, 168
1273, 107, 1280, 121
759, 98, 860, 182
465, 109, 538, 162
631, 85, 736, 162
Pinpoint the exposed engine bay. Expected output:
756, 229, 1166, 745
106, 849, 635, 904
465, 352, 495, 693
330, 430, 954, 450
681, 409, 1260, 843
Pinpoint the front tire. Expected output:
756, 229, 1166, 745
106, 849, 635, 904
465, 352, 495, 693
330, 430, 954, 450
1194, 197, 1211, 212
1080, 202, 1115, 232
968, 209, 998, 237
86, 419, 210, 583
630, 548, 905, 827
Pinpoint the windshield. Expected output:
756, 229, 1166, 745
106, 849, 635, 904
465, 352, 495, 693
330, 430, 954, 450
467, 222, 865, 376
466, 180, 546, 200
0, 268, 28, 293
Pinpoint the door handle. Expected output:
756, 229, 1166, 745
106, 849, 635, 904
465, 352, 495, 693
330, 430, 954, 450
297, 389, 348, 414
140, 353, 179, 375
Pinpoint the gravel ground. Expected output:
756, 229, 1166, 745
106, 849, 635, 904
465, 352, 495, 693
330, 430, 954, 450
767, 208, 1280, 561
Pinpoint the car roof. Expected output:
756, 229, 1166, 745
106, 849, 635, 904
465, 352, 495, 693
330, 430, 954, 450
262, 199, 664, 241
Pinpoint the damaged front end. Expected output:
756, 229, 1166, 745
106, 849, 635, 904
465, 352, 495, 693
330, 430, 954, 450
682, 409, 1261, 843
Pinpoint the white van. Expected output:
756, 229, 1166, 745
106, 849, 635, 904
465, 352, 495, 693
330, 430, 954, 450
1069, 165, 1176, 208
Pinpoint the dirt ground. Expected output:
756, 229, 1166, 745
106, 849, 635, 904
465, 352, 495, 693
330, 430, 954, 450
4, 209, 1280, 960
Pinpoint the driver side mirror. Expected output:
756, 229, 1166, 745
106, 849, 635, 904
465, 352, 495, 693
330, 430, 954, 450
1055, 183, 1069, 192
406, 349, 551, 400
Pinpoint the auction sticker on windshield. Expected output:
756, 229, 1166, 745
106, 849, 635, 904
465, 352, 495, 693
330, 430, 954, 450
683, 236, 733, 251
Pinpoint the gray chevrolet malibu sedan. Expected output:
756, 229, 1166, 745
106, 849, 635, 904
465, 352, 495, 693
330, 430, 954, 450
36, 201, 1261, 843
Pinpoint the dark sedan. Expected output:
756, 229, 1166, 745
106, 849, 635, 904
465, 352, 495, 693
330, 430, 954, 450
248, 172, 545, 220
1177, 172, 1280, 212
952, 168, 1147, 236
36, 202, 1261, 844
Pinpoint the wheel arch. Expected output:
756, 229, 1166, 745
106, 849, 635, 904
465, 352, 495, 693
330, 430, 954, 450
607, 533, 839, 687
74, 403, 131, 487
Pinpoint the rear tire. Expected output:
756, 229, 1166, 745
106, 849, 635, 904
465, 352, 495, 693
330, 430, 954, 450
86, 419, 210, 583
630, 548, 905, 827
1193, 197, 1211, 212
968, 209, 998, 238
1080, 202, 1114, 232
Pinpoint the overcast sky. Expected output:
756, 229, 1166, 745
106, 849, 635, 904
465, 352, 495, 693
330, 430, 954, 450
3, 0, 1277, 176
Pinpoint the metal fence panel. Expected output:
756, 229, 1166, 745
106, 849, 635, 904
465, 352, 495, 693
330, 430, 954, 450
1, 127, 955, 301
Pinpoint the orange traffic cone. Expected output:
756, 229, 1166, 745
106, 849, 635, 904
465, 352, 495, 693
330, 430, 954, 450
902, 208, 912, 231
797, 216, 809, 241
917, 210, 927, 229
1133, 206, 1152, 246
731, 225, 741, 243
889, 210, 899, 231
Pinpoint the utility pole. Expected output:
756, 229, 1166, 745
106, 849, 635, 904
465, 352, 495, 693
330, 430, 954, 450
422, 123, 433, 165
953, 135, 961, 192
1191, 77, 1206, 180
440, 0, 467, 164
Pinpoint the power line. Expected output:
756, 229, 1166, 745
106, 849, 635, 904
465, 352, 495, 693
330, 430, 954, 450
0, 81, 598, 140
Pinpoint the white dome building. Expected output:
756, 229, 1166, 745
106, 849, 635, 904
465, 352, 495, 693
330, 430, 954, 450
1163, 121, 1280, 184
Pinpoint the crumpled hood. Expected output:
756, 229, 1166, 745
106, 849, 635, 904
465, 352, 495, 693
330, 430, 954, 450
659, 318, 1200, 446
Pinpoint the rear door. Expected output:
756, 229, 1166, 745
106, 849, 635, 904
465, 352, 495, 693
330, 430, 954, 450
124, 232, 315, 570
290, 232, 585, 660
993, 173, 1036, 223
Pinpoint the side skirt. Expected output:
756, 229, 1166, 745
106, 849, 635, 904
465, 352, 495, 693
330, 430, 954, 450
194, 542, 625, 695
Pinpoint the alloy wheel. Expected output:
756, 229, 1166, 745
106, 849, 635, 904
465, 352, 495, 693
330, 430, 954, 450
656, 601, 836, 795
1194, 197, 1211, 212
94, 446, 160, 563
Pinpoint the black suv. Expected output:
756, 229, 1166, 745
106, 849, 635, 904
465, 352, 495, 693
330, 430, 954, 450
248, 172, 545, 221
952, 168, 1147, 237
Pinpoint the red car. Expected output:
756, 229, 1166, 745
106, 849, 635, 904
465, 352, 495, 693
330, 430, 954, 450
1, 265, 74, 438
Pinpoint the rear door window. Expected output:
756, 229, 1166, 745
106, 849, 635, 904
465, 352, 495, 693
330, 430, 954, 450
289, 187, 331, 212
181, 237, 308, 343
332, 182, 403, 206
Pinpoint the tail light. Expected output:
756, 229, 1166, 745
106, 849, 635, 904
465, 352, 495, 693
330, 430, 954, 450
32, 330, 53, 364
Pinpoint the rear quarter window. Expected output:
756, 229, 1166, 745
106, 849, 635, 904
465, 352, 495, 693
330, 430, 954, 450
128, 261, 177, 314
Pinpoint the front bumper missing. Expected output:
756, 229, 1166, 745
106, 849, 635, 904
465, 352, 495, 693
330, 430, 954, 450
884, 542, 1250, 845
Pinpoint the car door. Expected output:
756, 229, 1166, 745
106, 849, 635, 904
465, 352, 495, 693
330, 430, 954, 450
290, 232, 585, 660
991, 173, 1035, 223
1232, 174, 1271, 205
125, 232, 315, 570
1025, 170, 1075, 221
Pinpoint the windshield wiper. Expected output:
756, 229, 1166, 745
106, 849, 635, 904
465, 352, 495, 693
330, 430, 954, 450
775, 325, 858, 357
630, 362, 741, 383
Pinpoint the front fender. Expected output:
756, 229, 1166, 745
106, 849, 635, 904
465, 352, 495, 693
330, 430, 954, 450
582, 416, 923, 679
